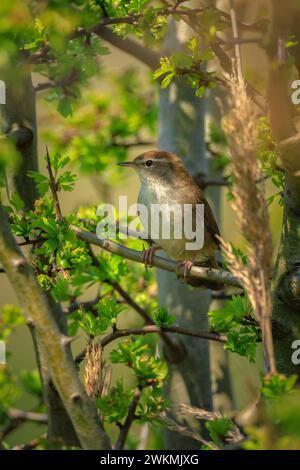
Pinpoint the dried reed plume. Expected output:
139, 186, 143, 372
162, 415, 218, 449
84, 340, 111, 401
221, 74, 276, 374
177, 404, 244, 443
162, 404, 244, 449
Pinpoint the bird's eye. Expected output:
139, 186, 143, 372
145, 160, 153, 167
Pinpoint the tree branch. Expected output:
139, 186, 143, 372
101, 325, 227, 348
75, 325, 227, 363
88, 245, 186, 363
115, 385, 143, 450
46, 146, 63, 221
7, 408, 48, 424
63, 293, 102, 315
71, 225, 241, 288
92, 26, 160, 69
1, 409, 48, 440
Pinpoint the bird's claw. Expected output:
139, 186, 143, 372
178, 260, 194, 282
142, 246, 160, 270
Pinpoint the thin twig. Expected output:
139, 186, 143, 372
13, 436, 45, 451
115, 385, 143, 450
45, 146, 63, 221
7, 408, 48, 423
75, 325, 227, 363
88, 245, 186, 363
63, 294, 102, 314
221, 37, 263, 46
1, 409, 48, 439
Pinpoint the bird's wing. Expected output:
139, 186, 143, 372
190, 182, 220, 247
202, 197, 221, 247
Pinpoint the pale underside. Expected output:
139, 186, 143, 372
138, 180, 217, 265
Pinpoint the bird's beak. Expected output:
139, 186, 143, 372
117, 161, 136, 168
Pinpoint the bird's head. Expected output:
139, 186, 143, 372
118, 150, 188, 184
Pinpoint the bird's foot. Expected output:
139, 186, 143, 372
178, 260, 194, 281
142, 245, 161, 270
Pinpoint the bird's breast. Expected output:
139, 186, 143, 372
138, 182, 187, 255
137, 181, 217, 263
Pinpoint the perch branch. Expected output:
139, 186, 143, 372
71, 225, 241, 288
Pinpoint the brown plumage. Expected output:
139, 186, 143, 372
119, 150, 222, 289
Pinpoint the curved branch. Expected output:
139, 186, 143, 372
101, 325, 227, 348
75, 325, 227, 363
8, 408, 48, 424
71, 225, 241, 288
92, 25, 160, 69
87, 246, 186, 364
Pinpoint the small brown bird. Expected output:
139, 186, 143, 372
118, 150, 221, 288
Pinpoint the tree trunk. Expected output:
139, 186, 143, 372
2, 70, 81, 446
206, 87, 234, 412
272, 189, 300, 376
158, 20, 213, 449
267, 0, 300, 378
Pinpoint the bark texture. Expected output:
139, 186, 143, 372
158, 19, 213, 448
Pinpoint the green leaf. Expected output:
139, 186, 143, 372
75, 298, 125, 336
57, 171, 77, 192
195, 86, 205, 98
0, 369, 19, 424
110, 338, 148, 367
27, 171, 49, 196
171, 52, 193, 69
161, 72, 174, 89
0, 304, 24, 341
261, 374, 298, 400
110, 339, 168, 386
51, 277, 70, 302
188, 37, 198, 55
57, 97, 73, 117
225, 328, 258, 363
209, 295, 252, 333
51, 153, 71, 172
209, 296, 260, 362
20, 369, 42, 397
152, 307, 176, 327
205, 417, 233, 445
97, 380, 133, 423
10, 192, 24, 212
137, 386, 167, 422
